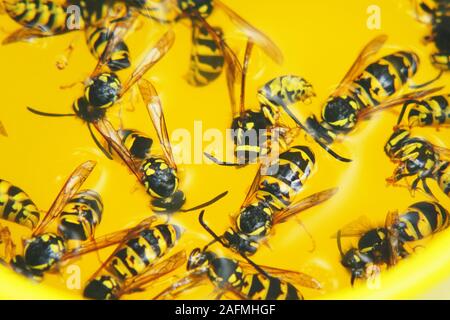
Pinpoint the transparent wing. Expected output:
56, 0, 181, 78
430, 144, 450, 160
119, 251, 187, 295
119, 29, 176, 97
385, 210, 401, 266
357, 87, 444, 120
153, 271, 209, 300
93, 118, 142, 181
32, 160, 96, 236
213, 0, 284, 65
239, 40, 254, 115
138, 78, 177, 169
63, 216, 158, 276
240, 164, 262, 209
331, 34, 388, 97
273, 188, 338, 225
332, 215, 374, 238
238, 260, 322, 290
2, 27, 52, 45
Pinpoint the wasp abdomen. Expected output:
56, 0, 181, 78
0, 179, 40, 229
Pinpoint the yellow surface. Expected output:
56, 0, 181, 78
0, 0, 449, 300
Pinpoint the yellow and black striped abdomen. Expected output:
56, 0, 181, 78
352, 51, 419, 108
405, 94, 450, 127
85, 25, 130, 71
240, 274, 302, 300
118, 129, 153, 160
398, 201, 450, 241
4, 0, 70, 34
0, 179, 40, 229
186, 20, 224, 86
256, 145, 315, 211
108, 224, 181, 280
58, 190, 103, 241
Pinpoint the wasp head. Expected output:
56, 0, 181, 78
83, 275, 120, 300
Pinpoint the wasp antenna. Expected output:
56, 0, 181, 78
204, 152, 242, 166
198, 210, 226, 246
337, 230, 345, 259
410, 70, 444, 89
181, 191, 228, 212
88, 123, 113, 160
27, 106, 76, 117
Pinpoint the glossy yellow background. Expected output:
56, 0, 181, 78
0, 0, 449, 299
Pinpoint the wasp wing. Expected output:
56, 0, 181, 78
32, 160, 96, 237
119, 29, 175, 97
93, 118, 143, 181
190, 13, 243, 116
238, 260, 322, 290
331, 35, 388, 97
119, 251, 187, 295
332, 215, 374, 238
357, 87, 444, 120
213, 0, 283, 65
153, 271, 210, 300
273, 188, 338, 225
139, 78, 177, 169
90, 15, 138, 77
62, 216, 158, 276
2, 27, 53, 45
385, 210, 401, 267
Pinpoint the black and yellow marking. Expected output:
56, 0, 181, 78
108, 224, 181, 280
397, 94, 450, 128
397, 201, 450, 241
85, 24, 131, 71
186, 20, 224, 86
0, 179, 40, 229
4, 0, 70, 34
118, 128, 153, 160
241, 274, 302, 300
58, 189, 103, 241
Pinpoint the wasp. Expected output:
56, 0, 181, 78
153, 213, 322, 300
412, 0, 449, 72
287, 35, 442, 162
384, 128, 450, 198
337, 201, 450, 285
128, 0, 283, 87
198, 148, 336, 257
27, 23, 175, 160
0, 161, 104, 281
395, 93, 450, 129
95, 78, 229, 213
204, 40, 316, 167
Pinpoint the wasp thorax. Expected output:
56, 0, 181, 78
83, 275, 120, 300
142, 158, 178, 198
86, 73, 121, 108
323, 96, 359, 131
23, 233, 66, 272
237, 201, 273, 238
384, 128, 410, 157
178, 0, 213, 17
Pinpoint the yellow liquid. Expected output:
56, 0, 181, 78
0, 0, 449, 299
